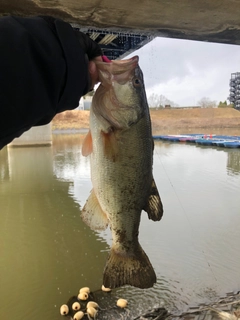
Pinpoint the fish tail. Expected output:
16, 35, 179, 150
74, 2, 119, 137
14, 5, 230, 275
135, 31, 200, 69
103, 243, 156, 289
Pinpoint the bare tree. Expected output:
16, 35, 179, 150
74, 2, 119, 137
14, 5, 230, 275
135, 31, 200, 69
148, 93, 178, 108
148, 93, 161, 108
198, 97, 217, 108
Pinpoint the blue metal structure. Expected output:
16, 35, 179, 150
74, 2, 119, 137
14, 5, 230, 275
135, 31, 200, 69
153, 134, 240, 148
73, 27, 153, 60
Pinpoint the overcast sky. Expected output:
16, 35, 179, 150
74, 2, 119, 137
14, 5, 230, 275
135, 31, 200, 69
126, 37, 240, 107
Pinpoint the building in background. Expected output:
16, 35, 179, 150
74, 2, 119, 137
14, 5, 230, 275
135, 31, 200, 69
229, 72, 240, 110
76, 96, 92, 111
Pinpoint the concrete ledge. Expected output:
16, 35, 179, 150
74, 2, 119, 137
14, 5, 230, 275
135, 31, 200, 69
8, 141, 52, 148
8, 124, 52, 147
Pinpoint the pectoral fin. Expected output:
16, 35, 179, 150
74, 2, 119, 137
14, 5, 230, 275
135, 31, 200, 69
81, 189, 109, 231
143, 179, 163, 221
101, 130, 118, 162
82, 130, 93, 156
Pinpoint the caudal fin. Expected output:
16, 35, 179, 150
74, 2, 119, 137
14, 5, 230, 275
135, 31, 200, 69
103, 244, 156, 289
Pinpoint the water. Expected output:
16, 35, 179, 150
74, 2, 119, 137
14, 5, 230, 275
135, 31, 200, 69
0, 133, 240, 319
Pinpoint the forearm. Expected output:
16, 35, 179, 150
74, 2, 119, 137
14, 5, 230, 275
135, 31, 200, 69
0, 16, 90, 148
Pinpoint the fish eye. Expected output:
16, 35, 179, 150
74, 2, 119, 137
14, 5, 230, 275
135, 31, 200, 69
133, 77, 141, 87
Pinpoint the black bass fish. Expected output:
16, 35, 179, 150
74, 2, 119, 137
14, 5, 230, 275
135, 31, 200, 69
82, 56, 163, 289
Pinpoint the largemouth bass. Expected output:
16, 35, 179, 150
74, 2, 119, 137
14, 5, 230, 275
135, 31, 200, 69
81, 56, 163, 289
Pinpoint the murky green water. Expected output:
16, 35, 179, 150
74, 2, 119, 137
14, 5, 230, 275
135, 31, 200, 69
0, 132, 240, 319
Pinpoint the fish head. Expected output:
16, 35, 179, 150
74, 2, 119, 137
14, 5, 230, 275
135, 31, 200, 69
93, 56, 149, 130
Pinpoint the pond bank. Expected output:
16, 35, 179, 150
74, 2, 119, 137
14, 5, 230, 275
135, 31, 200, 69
52, 108, 240, 135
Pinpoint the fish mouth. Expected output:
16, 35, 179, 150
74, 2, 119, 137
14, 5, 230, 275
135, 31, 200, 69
92, 56, 143, 130
95, 56, 139, 88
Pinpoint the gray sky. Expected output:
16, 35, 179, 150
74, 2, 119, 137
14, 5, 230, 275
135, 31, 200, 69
127, 37, 240, 107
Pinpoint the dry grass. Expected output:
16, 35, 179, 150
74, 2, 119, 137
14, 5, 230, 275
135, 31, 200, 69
150, 108, 240, 133
52, 108, 240, 134
52, 110, 90, 130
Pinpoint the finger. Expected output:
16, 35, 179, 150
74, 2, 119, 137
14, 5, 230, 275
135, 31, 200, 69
89, 60, 97, 75
88, 61, 99, 88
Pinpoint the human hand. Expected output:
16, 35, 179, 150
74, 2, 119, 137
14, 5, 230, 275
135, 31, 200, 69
89, 55, 113, 89
88, 56, 103, 90
74, 30, 102, 60
74, 31, 104, 90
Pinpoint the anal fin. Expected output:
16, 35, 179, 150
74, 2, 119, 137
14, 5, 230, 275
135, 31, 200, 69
143, 179, 163, 221
81, 189, 109, 231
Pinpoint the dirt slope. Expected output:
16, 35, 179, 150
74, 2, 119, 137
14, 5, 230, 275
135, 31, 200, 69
52, 108, 240, 134
150, 108, 240, 132
52, 110, 90, 130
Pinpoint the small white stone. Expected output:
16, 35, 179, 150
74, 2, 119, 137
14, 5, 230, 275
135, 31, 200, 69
60, 304, 69, 315
79, 286, 90, 294
72, 302, 81, 311
73, 310, 84, 320
77, 292, 89, 300
116, 298, 128, 308
101, 285, 111, 292
86, 301, 99, 309
87, 306, 97, 318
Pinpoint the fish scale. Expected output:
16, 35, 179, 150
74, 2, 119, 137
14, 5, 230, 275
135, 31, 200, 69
82, 56, 163, 289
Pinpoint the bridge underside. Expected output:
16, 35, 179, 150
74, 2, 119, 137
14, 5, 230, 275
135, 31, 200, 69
1, 0, 240, 59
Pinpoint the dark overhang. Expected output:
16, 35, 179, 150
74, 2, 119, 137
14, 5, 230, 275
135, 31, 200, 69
73, 26, 153, 60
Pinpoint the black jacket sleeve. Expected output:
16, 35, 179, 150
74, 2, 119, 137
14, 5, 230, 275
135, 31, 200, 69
0, 16, 91, 149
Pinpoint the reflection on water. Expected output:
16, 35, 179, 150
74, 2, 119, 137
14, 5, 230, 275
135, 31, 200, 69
0, 147, 9, 181
0, 144, 108, 320
226, 149, 240, 175
152, 142, 240, 303
193, 143, 240, 176
0, 133, 240, 320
